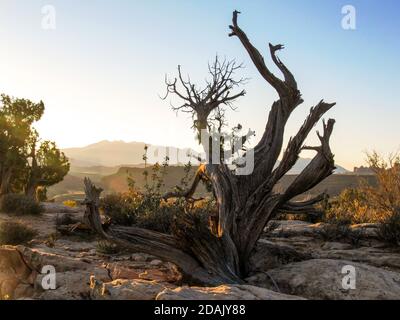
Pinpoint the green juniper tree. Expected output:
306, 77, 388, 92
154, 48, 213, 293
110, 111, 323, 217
0, 94, 69, 201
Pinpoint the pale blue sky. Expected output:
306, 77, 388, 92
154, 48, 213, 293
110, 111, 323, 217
0, 0, 399, 169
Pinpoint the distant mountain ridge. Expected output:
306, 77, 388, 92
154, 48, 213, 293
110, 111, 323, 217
62, 140, 349, 174
63, 140, 198, 167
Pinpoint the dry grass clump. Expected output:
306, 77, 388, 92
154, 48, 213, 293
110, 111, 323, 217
0, 194, 44, 216
327, 152, 400, 224
324, 152, 400, 245
0, 221, 37, 245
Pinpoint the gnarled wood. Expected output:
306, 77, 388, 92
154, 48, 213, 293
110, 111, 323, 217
83, 178, 237, 285
85, 11, 337, 284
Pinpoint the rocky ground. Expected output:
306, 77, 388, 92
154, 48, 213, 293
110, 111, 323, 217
1, 205, 400, 300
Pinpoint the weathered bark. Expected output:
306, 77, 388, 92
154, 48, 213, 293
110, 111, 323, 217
25, 140, 39, 200
83, 178, 238, 285
0, 167, 13, 195
278, 193, 327, 218
85, 11, 337, 284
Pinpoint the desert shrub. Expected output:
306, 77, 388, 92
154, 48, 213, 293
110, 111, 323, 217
0, 194, 44, 216
100, 193, 139, 226
364, 152, 400, 213
318, 220, 364, 245
376, 209, 400, 246
101, 188, 216, 234
325, 188, 375, 224
135, 200, 180, 233
63, 200, 77, 208
96, 240, 121, 255
101, 147, 215, 233
136, 198, 216, 234
325, 152, 400, 224
100, 190, 174, 230
0, 221, 37, 245
318, 220, 352, 242
321, 152, 400, 245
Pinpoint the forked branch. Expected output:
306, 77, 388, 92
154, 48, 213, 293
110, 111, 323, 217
229, 10, 290, 97
281, 119, 336, 202
278, 193, 327, 217
162, 164, 208, 201
271, 100, 336, 184
269, 43, 297, 90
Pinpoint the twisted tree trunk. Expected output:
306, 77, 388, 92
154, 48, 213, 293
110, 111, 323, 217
83, 178, 229, 285
84, 11, 337, 285
0, 167, 13, 195
24, 138, 39, 199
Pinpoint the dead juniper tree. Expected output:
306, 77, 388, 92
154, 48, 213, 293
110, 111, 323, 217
84, 11, 336, 285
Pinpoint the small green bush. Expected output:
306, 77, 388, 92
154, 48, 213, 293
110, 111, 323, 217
319, 220, 352, 242
376, 209, 400, 246
0, 194, 44, 216
96, 240, 121, 255
318, 219, 365, 246
347, 228, 365, 247
100, 193, 138, 226
325, 153, 400, 225
102, 150, 216, 233
325, 188, 374, 224
0, 221, 37, 245
101, 187, 217, 235
136, 201, 182, 233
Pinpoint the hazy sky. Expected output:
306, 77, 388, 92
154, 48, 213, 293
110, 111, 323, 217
0, 0, 399, 170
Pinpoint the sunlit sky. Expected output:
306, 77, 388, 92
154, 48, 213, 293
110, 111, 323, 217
1, 0, 399, 170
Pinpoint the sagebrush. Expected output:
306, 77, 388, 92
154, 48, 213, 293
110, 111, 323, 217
326, 152, 400, 224
101, 149, 215, 233
0, 194, 44, 216
0, 221, 37, 245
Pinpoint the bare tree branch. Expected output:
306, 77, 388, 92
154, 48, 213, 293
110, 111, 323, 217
284, 193, 327, 207
278, 193, 327, 216
268, 43, 297, 90
162, 164, 208, 201
270, 101, 336, 184
229, 10, 287, 97
281, 119, 336, 202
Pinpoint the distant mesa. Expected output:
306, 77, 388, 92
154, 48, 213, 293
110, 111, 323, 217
353, 166, 375, 175
47, 140, 357, 201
